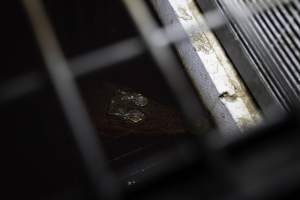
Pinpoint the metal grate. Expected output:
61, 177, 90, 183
3, 0, 300, 199
11, 0, 213, 199
218, 0, 300, 110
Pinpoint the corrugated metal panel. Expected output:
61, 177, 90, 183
218, 0, 300, 110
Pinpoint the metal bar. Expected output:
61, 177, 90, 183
21, 0, 120, 199
122, 0, 212, 132
122, 0, 239, 194
161, 0, 262, 132
0, 37, 144, 104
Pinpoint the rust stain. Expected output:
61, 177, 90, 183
176, 7, 193, 20
173, 0, 262, 130
190, 33, 213, 54
219, 91, 238, 102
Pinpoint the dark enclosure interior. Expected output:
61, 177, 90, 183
2, 1, 213, 199
3, 1, 300, 200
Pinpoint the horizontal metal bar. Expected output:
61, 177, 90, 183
0, 37, 144, 103
0, 0, 293, 105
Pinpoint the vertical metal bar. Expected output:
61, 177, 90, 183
122, 0, 240, 194
122, 0, 212, 133
21, 1, 120, 199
